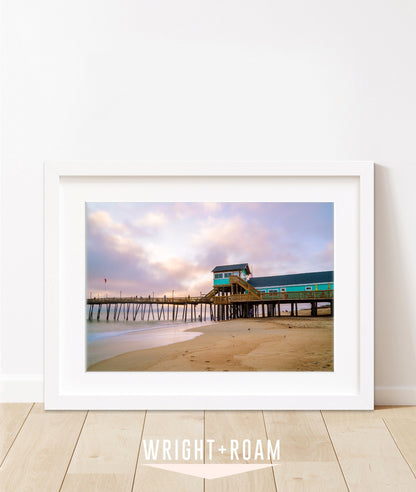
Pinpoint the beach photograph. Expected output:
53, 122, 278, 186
86, 202, 334, 372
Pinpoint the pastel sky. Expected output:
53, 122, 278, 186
86, 202, 333, 297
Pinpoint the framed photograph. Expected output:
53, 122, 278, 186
44, 162, 374, 409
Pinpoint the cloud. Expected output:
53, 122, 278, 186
136, 212, 168, 228
87, 208, 213, 297
191, 214, 299, 276
171, 202, 223, 221
86, 202, 334, 297
203, 202, 223, 213
311, 241, 334, 270
88, 210, 128, 235
192, 215, 272, 253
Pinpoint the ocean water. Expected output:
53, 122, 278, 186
86, 318, 213, 368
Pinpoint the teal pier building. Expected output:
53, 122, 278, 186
210, 263, 333, 319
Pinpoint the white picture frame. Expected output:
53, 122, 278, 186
44, 162, 374, 410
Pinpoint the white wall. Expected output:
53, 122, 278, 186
1, 0, 415, 403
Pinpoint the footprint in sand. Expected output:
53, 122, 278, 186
226, 360, 231, 362
205, 361, 210, 363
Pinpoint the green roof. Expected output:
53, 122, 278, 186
249, 271, 333, 288
212, 263, 250, 274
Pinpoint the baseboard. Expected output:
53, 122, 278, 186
0, 374, 43, 402
375, 386, 416, 405
1, 375, 415, 406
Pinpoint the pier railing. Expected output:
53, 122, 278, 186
87, 296, 204, 305
87, 289, 334, 305
230, 290, 334, 302
213, 296, 230, 305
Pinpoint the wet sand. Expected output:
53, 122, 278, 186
88, 312, 334, 372
87, 321, 210, 367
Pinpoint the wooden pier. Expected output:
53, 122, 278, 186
87, 296, 212, 323
87, 289, 334, 322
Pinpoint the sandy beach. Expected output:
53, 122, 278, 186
88, 312, 333, 372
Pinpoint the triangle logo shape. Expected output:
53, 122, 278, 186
143, 463, 278, 480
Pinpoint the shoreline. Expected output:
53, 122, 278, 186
86, 320, 213, 367
88, 314, 334, 372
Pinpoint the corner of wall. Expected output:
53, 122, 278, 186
375, 386, 416, 406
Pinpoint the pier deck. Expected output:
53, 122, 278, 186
87, 290, 334, 321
